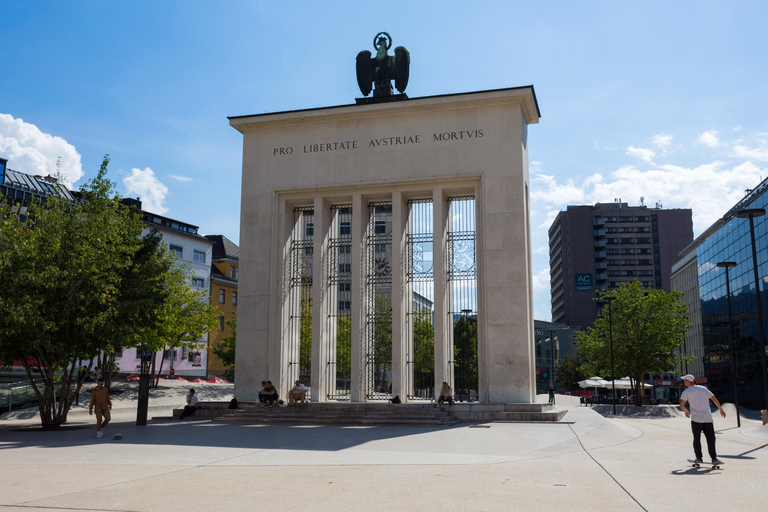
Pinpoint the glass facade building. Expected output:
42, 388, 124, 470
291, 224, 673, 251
674, 179, 768, 409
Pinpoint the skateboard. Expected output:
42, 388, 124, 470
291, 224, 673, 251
688, 459, 724, 469
113, 433, 122, 440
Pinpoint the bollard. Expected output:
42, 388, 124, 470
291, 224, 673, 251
762, 409, 767, 426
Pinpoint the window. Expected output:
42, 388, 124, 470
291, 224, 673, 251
338, 300, 351, 310
374, 219, 387, 234
606, 249, 619, 255
339, 263, 351, 273
338, 282, 351, 292
230, 266, 238, 280
304, 246, 314, 256
232, 291, 237, 306
339, 245, 351, 254
193, 250, 206, 263
219, 316, 225, 330
636, 237, 651, 243
636, 227, 650, 233
638, 259, 653, 265
608, 270, 620, 276
374, 244, 387, 253
192, 277, 205, 287
621, 270, 636, 276
170, 245, 183, 258
305, 222, 314, 237
635, 216, 649, 222
340, 221, 351, 235
620, 249, 635, 255
639, 270, 653, 276
219, 289, 225, 304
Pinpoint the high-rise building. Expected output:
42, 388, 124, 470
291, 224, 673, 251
671, 177, 768, 409
549, 201, 692, 329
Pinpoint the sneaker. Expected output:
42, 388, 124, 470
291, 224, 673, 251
96, 431, 103, 438
712, 459, 723, 465
693, 458, 703, 463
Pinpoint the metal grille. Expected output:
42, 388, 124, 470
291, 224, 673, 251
364, 202, 393, 400
287, 207, 313, 396
446, 196, 478, 402
325, 205, 352, 400
406, 199, 435, 400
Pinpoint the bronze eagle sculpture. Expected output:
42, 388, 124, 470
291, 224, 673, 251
356, 32, 410, 97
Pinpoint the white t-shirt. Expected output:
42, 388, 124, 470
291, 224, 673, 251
681, 385, 714, 423
291, 384, 307, 391
188, 394, 199, 407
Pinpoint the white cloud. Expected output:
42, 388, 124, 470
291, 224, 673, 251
699, 130, 720, 148
0, 113, 83, 188
652, 134, 673, 149
733, 126, 743, 132
626, 146, 655, 163
732, 143, 768, 162
532, 267, 550, 291
123, 167, 169, 214
169, 174, 195, 182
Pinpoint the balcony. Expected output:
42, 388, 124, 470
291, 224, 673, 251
595, 262, 607, 270
594, 251, 607, 260
593, 229, 606, 238
593, 217, 605, 227
594, 239, 607, 248
595, 273, 608, 281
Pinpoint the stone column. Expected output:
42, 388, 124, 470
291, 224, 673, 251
350, 193, 365, 402
311, 196, 330, 402
391, 191, 407, 401
432, 188, 449, 399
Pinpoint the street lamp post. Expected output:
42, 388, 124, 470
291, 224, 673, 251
736, 208, 768, 413
600, 296, 617, 415
716, 261, 741, 428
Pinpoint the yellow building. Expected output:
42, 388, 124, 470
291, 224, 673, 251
204, 235, 238, 377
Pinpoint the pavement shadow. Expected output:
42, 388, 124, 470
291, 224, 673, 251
670, 467, 722, 475
0, 418, 469, 453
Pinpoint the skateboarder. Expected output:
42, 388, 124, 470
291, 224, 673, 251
679, 374, 725, 465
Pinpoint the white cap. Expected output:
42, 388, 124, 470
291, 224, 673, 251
681, 374, 696, 382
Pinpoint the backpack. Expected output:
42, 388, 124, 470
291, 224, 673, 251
390, 395, 401, 404
228, 397, 238, 409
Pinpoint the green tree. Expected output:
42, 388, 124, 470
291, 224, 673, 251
141, 264, 220, 387
0, 156, 146, 428
100, 229, 176, 389
299, 288, 312, 382
453, 315, 478, 392
555, 352, 586, 392
577, 280, 692, 406
372, 295, 392, 388
212, 318, 236, 381
412, 308, 434, 389
336, 314, 351, 380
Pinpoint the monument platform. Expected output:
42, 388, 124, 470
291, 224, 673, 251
167, 401, 565, 426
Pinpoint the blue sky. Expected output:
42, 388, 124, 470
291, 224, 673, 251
2, 1, 767, 320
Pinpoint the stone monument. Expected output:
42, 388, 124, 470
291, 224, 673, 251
229, 35, 540, 405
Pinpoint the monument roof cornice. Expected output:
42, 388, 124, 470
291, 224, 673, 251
229, 85, 540, 132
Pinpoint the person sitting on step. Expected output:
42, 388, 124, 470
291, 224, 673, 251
288, 380, 308, 405
261, 380, 279, 407
437, 382, 454, 406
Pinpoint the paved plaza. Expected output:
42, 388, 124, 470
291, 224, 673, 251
1, 382, 767, 512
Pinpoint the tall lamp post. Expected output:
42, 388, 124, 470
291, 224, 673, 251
600, 296, 617, 415
716, 261, 741, 428
737, 208, 768, 413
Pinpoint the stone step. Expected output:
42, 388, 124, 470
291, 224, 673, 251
231, 407, 450, 417
212, 416, 460, 427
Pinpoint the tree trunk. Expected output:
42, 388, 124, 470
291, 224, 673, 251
634, 372, 643, 406
103, 352, 116, 389
154, 348, 168, 388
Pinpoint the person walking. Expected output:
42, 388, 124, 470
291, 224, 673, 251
548, 385, 555, 404
89, 378, 112, 438
679, 374, 726, 465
